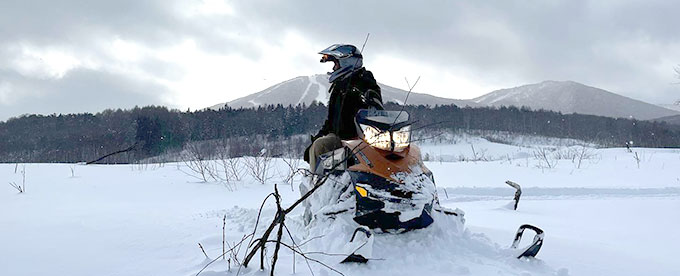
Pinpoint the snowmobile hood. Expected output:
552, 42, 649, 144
344, 139, 427, 183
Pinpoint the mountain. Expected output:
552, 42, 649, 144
210, 77, 679, 121
209, 74, 475, 110
657, 100, 680, 112
650, 114, 680, 125
472, 80, 680, 120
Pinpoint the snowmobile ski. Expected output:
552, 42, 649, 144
511, 224, 544, 258
341, 226, 374, 263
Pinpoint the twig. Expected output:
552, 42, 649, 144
9, 182, 24, 193
269, 186, 284, 276
86, 143, 137, 164
261, 241, 345, 276
440, 187, 449, 199
409, 131, 447, 144
237, 193, 276, 276
390, 76, 421, 130
198, 243, 210, 259
410, 120, 454, 132
196, 234, 252, 276
223, 215, 227, 260
283, 224, 314, 275
298, 235, 325, 247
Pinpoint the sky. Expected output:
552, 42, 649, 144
1, 0, 679, 121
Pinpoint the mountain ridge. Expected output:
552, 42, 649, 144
209, 74, 475, 110
472, 80, 679, 120
209, 76, 680, 121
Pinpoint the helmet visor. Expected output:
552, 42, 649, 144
320, 54, 337, 63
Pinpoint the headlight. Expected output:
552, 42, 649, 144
392, 125, 411, 152
360, 124, 391, 151
360, 124, 411, 152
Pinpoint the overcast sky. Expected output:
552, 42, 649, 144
1, 0, 679, 121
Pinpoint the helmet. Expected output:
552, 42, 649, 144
319, 44, 363, 83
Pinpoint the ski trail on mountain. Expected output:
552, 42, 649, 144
311, 75, 329, 104
298, 76, 314, 106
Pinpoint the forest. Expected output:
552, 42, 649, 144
1, 102, 678, 163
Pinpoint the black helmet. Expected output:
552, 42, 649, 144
319, 44, 363, 83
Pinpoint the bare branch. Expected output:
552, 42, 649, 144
198, 243, 210, 259
9, 182, 23, 193
236, 141, 372, 276
196, 233, 253, 276
9, 164, 27, 193
86, 143, 138, 165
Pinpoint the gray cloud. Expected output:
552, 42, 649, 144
227, 0, 680, 102
0, 0, 678, 121
0, 68, 167, 121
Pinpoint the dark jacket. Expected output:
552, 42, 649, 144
315, 68, 383, 140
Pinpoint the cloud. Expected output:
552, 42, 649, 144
226, 0, 680, 101
0, 68, 168, 121
0, 0, 678, 121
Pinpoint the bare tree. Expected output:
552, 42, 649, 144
214, 140, 245, 191
182, 142, 215, 182
281, 154, 303, 191
533, 147, 556, 169
572, 144, 596, 169
468, 144, 488, 162
225, 158, 244, 181
244, 148, 274, 185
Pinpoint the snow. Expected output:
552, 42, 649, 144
456, 198, 680, 276
2, 137, 679, 276
311, 74, 329, 105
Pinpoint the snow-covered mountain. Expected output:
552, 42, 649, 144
472, 80, 680, 120
657, 100, 680, 112
209, 74, 475, 110
210, 77, 679, 121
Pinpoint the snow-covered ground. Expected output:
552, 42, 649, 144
2, 138, 679, 276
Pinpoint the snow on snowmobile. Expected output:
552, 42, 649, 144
302, 109, 544, 263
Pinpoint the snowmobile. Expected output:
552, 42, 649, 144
303, 109, 543, 263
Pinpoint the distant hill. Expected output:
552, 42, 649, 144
472, 81, 680, 120
209, 74, 476, 110
650, 114, 680, 125
657, 100, 680, 112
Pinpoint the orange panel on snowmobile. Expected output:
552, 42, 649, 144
343, 140, 423, 183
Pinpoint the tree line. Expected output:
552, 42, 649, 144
1, 102, 678, 163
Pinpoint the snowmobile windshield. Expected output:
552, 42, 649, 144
355, 109, 410, 131
355, 109, 412, 152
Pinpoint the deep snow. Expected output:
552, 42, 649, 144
1, 139, 679, 276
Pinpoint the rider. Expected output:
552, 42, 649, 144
304, 44, 384, 174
